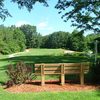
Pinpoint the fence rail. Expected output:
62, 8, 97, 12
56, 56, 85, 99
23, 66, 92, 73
34, 63, 89, 85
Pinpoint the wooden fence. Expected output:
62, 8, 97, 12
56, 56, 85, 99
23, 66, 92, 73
34, 63, 89, 85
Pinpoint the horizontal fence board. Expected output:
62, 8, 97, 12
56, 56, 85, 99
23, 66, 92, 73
44, 72, 61, 75
44, 67, 61, 71
44, 64, 61, 67
34, 62, 90, 85
64, 63, 81, 67
64, 67, 80, 70
34, 63, 90, 75
65, 70, 80, 74
35, 67, 41, 70
44, 70, 61, 73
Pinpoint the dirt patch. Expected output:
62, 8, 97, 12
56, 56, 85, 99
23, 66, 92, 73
5, 80, 100, 93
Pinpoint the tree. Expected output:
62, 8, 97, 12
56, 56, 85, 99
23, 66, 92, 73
1, 0, 100, 33
0, 25, 26, 54
0, 0, 48, 20
69, 30, 85, 51
0, 0, 11, 20
45, 31, 70, 48
85, 33, 100, 52
20, 24, 42, 48
55, 0, 100, 33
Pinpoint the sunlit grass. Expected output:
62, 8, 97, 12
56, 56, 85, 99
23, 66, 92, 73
0, 49, 100, 100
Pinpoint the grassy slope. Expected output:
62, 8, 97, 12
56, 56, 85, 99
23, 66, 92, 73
0, 49, 100, 100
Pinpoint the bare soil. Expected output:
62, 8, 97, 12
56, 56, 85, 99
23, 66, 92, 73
5, 80, 100, 93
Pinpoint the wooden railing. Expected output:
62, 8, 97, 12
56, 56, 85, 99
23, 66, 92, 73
34, 63, 89, 85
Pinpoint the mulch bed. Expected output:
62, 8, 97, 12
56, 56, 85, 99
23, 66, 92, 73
5, 80, 100, 93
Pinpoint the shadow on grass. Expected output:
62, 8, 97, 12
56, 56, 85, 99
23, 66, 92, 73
0, 55, 89, 63
0, 55, 90, 71
0, 81, 6, 85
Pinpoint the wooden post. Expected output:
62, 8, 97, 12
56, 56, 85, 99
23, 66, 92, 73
80, 63, 84, 85
95, 40, 98, 63
41, 64, 45, 86
61, 64, 65, 85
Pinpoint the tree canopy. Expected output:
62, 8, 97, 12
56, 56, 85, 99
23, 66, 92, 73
0, 0, 100, 33
0, 24, 100, 54
55, 0, 100, 33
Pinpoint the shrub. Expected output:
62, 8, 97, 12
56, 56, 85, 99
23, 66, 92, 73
91, 59, 100, 84
86, 59, 100, 84
6, 61, 36, 87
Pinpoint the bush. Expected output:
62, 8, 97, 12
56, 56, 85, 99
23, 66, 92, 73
87, 59, 100, 84
6, 61, 36, 87
91, 60, 100, 84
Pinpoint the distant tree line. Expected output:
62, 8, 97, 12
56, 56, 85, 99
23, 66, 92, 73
0, 24, 100, 54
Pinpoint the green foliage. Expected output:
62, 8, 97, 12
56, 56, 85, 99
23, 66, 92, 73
43, 31, 70, 49
55, 0, 100, 33
69, 30, 86, 51
90, 60, 100, 84
85, 33, 100, 52
0, 0, 11, 20
12, 0, 48, 11
20, 24, 42, 48
0, 0, 100, 34
0, 25, 26, 54
6, 61, 36, 87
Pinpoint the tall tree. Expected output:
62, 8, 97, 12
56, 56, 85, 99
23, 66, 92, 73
0, 25, 26, 54
20, 24, 42, 48
20, 24, 37, 48
85, 33, 100, 52
46, 31, 70, 48
69, 30, 85, 51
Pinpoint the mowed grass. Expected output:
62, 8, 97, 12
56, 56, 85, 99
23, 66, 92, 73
0, 49, 89, 82
0, 49, 100, 100
0, 87, 100, 100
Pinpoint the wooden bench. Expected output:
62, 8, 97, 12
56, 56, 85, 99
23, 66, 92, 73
34, 63, 89, 85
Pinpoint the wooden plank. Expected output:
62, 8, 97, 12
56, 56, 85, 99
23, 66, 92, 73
65, 67, 80, 70
34, 62, 90, 85
64, 63, 81, 67
61, 74, 65, 85
43, 63, 61, 67
80, 64, 84, 85
35, 64, 42, 67
44, 67, 61, 71
41, 65, 45, 86
34, 67, 41, 70
41, 75, 45, 86
61, 64, 65, 85
65, 70, 80, 74
44, 70, 61, 74
44, 73, 61, 75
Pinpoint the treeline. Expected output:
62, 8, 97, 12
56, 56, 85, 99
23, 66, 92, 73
0, 24, 100, 54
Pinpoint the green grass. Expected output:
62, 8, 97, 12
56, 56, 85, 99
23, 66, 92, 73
0, 87, 100, 100
0, 49, 90, 83
0, 49, 100, 100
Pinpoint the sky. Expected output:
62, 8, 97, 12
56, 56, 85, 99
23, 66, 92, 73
0, 0, 76, 36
